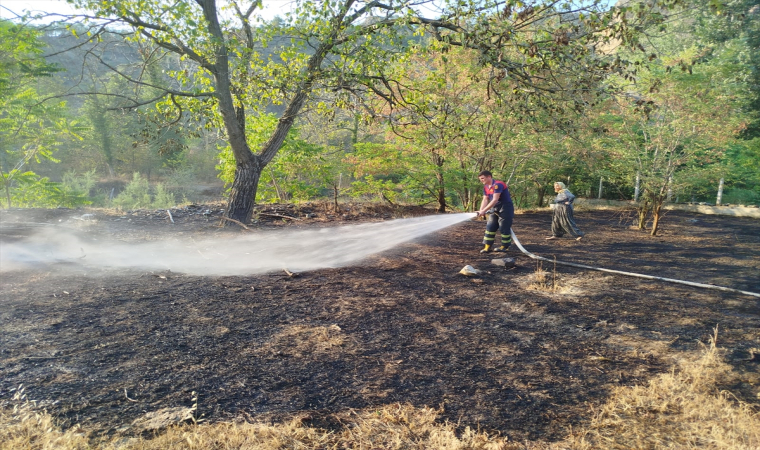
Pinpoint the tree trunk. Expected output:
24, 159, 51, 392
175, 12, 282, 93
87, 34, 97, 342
431, 153, 446, 212
637, 198, 650, 230
650, 201, 663, 236
598, 176, 603, 199
436, 188, 446, 212
634, 172, 640, 202
225, 160, 261, 224
533, 179, 546, 206
458, 166, 471, 210
537, 188, 545, 207
221, 47, 330, 224
666, 176, 673, 203
3, 182, 11, 208
436, 172, 446, 212
269, 167, 285, 202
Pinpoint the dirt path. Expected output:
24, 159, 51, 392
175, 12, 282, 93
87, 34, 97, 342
1, 205, 758, 441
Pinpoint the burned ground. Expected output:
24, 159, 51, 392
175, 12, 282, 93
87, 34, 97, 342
1, 204, 758, 443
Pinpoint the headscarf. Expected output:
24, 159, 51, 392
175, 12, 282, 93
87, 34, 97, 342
553, 181, 571, 197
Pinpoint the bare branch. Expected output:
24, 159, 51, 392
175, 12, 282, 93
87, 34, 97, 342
79, 49, 215, 104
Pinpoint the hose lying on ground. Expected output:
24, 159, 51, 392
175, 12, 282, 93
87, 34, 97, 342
509, 229, 760, 299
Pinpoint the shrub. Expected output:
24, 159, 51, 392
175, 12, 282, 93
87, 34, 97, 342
152, 183, 176, 209
57, 170, 96, 207
112, 173, 152, 210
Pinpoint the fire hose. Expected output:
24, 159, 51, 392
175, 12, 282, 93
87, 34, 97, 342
508, 229, 760, 299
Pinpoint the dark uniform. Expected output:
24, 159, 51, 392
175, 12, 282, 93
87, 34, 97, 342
483, 180, 514, 251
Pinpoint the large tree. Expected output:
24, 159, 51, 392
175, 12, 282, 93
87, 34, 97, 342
63, 0, 676, 223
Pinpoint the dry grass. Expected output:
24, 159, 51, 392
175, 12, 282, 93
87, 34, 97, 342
108, 404, 512, 450
1, 401, 510, 450
250, 324, 350, 358
0, 388, 89, 450
526, 262, 559, 293
567, 328, 760, 449
2, 329, 758, 450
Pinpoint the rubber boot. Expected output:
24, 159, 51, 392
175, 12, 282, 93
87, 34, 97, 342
480, 244, 492, 254
494, 245, 509, 252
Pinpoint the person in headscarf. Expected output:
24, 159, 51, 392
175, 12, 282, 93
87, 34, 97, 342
546, 181, 585, 241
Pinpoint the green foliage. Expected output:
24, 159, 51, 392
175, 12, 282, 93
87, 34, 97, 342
715, 138, 760, 203
0, 174, 61, 208
113, 173, 153, 210
1, 21, 81, 208
265, 139, 349, 203
348, 143, 411, 204
58, 170, 96, 207
350, 174, 402, 205
81, 94, 116, 175
0, 21, 61, 85
216, 113, 330, 202
151, 183, 176, 209
216, 114, 283, 188
577, 1, 757, 232
161, 166, 202, 202
62, 170, 97, 194
1, 0, 756, 215
0, 171, 91, 208
111, 173, 179, 210
66, 0, 686, 222
722, 188, 760, 205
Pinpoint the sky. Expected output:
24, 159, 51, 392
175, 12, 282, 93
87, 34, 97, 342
0, 0, 613, 28
0, 0, 81, 20
0, 0, 454, 23
0, 0, 295, 21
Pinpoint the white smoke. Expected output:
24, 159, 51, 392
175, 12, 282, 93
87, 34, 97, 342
0, 213, 475, 276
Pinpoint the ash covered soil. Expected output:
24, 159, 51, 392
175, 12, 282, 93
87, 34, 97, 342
1, 203, 759, 442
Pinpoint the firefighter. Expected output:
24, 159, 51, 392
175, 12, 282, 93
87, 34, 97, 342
475, 170, 514, 253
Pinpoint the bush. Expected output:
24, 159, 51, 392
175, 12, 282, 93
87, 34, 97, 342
152, 183, 176, 209
112, 173, 152, 210
722, 188, 760, 206
162, 166, 199, 201
111, 173, 182, 210
0, 171, 94, 208
2, 174, 62, 208
58, 170, 96, 207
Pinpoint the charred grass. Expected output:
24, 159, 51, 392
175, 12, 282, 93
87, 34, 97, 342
3, 333, 758, 449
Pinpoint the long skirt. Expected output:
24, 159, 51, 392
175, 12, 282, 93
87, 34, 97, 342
551, 205, 585, 238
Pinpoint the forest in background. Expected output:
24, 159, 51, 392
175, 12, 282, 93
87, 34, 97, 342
1, 0, 759, 230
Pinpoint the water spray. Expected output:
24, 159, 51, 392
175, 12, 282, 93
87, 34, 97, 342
0, 213, 476, 276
